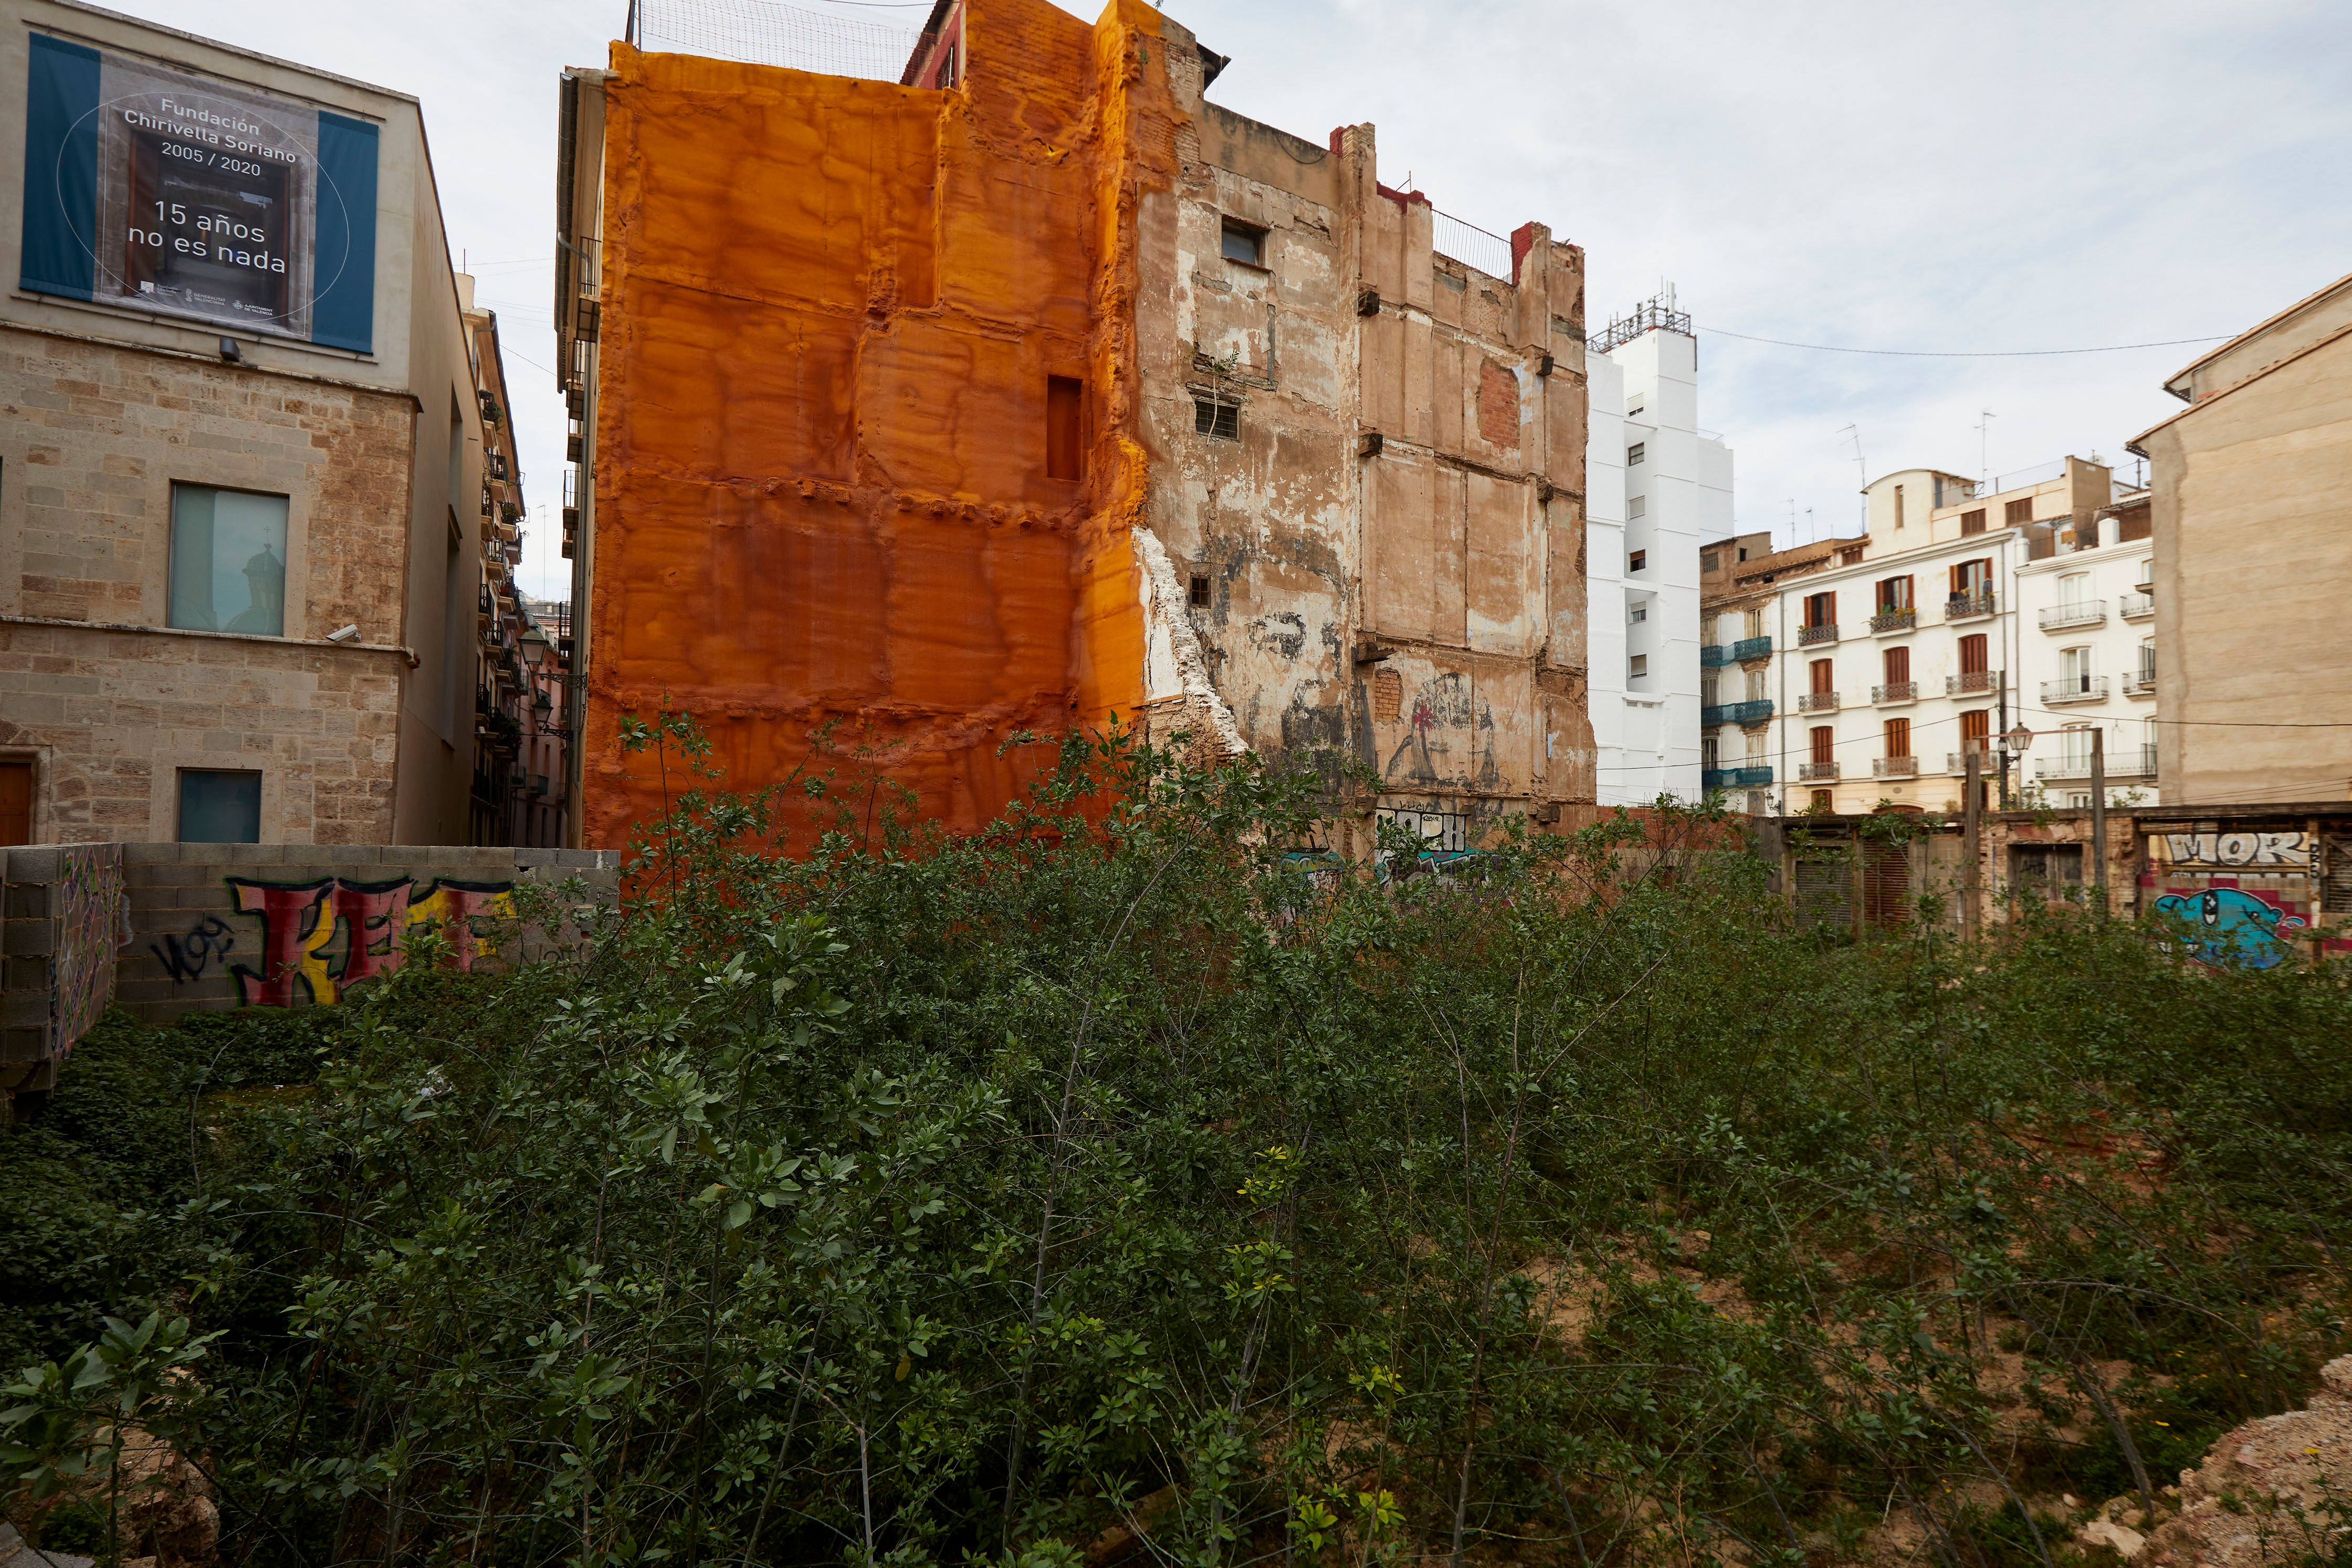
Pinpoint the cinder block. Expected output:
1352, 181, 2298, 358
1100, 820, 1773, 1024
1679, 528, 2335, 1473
5, 847, 62, 881
2, 919, 57, 958
5, 883, 58, 919
219, 843, 286, 865
120, 842, 191, 865
514, 848, 558, 869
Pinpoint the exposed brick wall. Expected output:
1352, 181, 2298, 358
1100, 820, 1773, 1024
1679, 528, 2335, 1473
0, 326, 422, 845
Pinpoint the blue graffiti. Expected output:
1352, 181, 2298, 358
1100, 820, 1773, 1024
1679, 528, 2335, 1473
2153, 887, 2307, 969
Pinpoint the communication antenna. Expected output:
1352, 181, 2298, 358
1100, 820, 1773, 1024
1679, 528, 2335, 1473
1976, 408, 1997, 487
1839, 424, 1867, 528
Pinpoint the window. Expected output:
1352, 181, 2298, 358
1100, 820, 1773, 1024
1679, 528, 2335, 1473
1810, 727, 1834, 766
1629, 496, 1646, 518
1960, 508, 1987, 535
1803, 591, 1835, 628
2057, 571, 2088, 606
1193, 397, 1239, 440
1046, 375, 1084, 480
1809, 658, 1834, 694
1960, 709, 1990, 754
2062, 646, 2094, 689
169, 484, 288, 636
1894, 483, 1905, 529
1702, 736, 1719, 770
1626, 399, 1644, 418
2060, 725, 2094, 766
0, 760, 30, 846
178, 769, 261, 843
1883, 717, 1912, 760
1701, 674, 1719, 706
1189, 574, 1211, 609
2012, 844, 2084, 888
1629, 654, 1647, 679
1882, 646, 1910, 684
1744, 607, 1766, 639
1960, 633, 1989, 675
1629, 600, 1647, 624
1952, 557, 1992, 596
1838, 546, 1865, 566
1701, 551, 1719, 574
1745, 668, 1767, 701
1811, 789, 1834, 812
2005, 497, 2034, 525
1876, 575, 1913, 612
1627, 442, 1646, 466
2138, 638, 2155, 679
1220, 217, 1266, 267
1629, 550, 1646, 572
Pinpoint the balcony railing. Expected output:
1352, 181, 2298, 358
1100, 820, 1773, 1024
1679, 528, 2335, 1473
1873, 681, 1918, 704
1946, 749, 1991, 776
1798, 761, 1840, 781
1947, 590, 1997, 621
2039, 600, 2107, 632
1870, 607, 1917, 635
2122, 669, 2156, 698
1874, 756, 1918, 778
2037, 746, 2157, 782
1700, 644, 1732, 668
1797, 691, 1840, 712
2119, 591, 2154, 619
1728, 699, 1773, 725
1798, 623, 1840, 646
1703, 765, 1773, 791
1731, 635, 1772, 661
2042, 676, 2108, 705
1946, 669, 2002, 696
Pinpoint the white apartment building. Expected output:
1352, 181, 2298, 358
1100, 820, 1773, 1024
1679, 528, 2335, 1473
2010, 487, 2156, 806
1759, 457, 2119, 815
1584, 296, 1721, 805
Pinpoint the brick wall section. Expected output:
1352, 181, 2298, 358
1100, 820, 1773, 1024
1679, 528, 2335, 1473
1, 325, 424, 844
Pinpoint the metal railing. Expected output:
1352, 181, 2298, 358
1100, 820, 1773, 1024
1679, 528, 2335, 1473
1798, 761, 1840, 781
1874, 756, 1918, 778
1589, 298, 1693, 356
2039, 601, 2106, 631
2122, 669, 2156, 698
2036, 746, 2156, 781
1870, 608, 1916, 635
1798, 623, 1840, 646
1726, 699, 1773, 725
1432, 210, 1514, 280
1797, 691, 1840, 712
1947, 591, 1997, 620
1990, 457, 2068, 494
1730, 635, 1772, 661
1700, 644, 1732, 668
1946, 749, 1990, 775
1704, 765, 1772, 791
2119, 591, 2154, 618
1873, 681, 1918, 704
2042, 676, 2108, 704
1946, 669, 2002, 696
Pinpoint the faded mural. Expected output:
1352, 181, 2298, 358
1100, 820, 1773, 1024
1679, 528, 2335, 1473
54, 844, 133, 1054
143, 874, 518, 1007
2144, 829, 2340, 969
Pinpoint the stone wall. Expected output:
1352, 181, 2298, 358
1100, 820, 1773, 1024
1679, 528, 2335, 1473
0, 323, 423, 844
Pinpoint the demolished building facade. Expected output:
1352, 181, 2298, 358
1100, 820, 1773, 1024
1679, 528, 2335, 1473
555, 0, 1595, 854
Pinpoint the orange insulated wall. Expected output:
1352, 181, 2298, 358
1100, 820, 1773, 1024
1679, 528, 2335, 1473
583, 0, 1173, 848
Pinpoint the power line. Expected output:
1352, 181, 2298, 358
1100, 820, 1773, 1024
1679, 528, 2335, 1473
1702, 327, 2231, 359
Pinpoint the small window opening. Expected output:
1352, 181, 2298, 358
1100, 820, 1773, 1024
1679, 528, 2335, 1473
1046, 375, 1083, 480
1189, 574, 1211, 609
1627, 441, 1646, 466
1220, 218, 1265, 267
1629, 601, 1647, 624
1629, 550, 1647, 572
1629, 654, 1648, 679
1701, 551, 1719, 573
1193, 397, 1239, 441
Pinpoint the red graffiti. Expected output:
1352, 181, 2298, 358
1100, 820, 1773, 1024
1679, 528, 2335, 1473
230, 879, 334, 1006
332, 879, 416, 988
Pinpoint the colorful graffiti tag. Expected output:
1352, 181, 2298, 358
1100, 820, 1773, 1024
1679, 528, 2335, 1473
2154, 831, 2313, 870
224, 875, 518, 1006
2152, 886, 2307, 970
54, 844, 133, 1054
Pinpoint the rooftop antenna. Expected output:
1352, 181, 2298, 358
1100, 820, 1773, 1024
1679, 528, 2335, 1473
1838, 423, 1867, 528
1976, 408, 1997, 488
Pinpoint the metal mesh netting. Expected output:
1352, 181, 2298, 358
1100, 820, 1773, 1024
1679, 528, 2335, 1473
632, 0, 925, 81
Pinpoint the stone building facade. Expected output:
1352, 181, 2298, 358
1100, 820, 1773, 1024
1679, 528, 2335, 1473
556, 0, 1595, 856
0, 0, 499, 848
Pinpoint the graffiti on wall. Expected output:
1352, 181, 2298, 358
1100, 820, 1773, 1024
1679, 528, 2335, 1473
150, 915, 237, 984
220, 875, 518, 1006
2152, 886, 2307, 970
2151, 831, 2313, 870
1374, 806, 1482, 883
54, 844, 133, 1054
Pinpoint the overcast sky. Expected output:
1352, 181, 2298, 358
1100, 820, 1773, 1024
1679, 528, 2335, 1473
101, 0, 2352, 597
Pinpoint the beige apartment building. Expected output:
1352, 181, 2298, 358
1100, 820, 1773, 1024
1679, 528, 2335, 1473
2131, 269, 2352, 805
0, 0, 495, 846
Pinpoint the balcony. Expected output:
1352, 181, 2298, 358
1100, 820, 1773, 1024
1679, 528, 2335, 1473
1947, 591, 1998, 622
1874, 756, 1919, 778
1870, 608, 1917, 635
1798, 623, 1840, 647
1700, 644, 1732, 668
1731, 635, 1772, 662
2122, 669, 2156, 698
1727, 699, 1773, 726
1798, 761, 1840, 781
2039, 600, 2107, 632
2119, 590, 2154, 619
1797, 691, 1840, 713
1872, 681, 1918, 704
1704, 765, 1773, 791
2042, 676, 2108, 706
1946, 669, 2002, 697
2037, 746, 2157, 782
1945, 749, 1991, 776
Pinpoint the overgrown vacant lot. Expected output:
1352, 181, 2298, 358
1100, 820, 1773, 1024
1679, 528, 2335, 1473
6, 741, 2349, 1567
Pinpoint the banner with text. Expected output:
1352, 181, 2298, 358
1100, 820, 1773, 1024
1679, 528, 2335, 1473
19, 32, 379, 352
